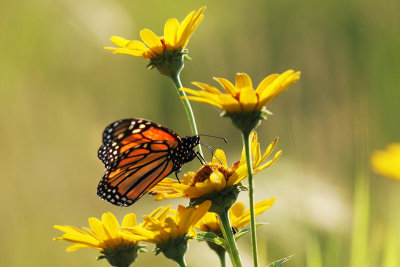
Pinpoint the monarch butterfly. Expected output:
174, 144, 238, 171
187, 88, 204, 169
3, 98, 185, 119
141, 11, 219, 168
97, 118, 200, 206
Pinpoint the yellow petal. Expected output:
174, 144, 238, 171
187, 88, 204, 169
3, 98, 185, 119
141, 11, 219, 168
214, 77, 237, 95
153, 206, 172, 221
177, 7, 205, 48
130, 229, 159, 243
281, 71, 301, 90
230, 202, 245, 218
164, 18, 179, 48
371, 143, 400, 180
255, 74, 279, 94
239, 86, 258, 112
227, 165, 248, 187
140, 29, 164, 55
102, 213, 119, 239
188, 228, 198, 238
209, 170, 226, 190
191, 81, 222, 94
192, 201, 212, 224
177, 11, 196, 46
258, 70, 298, 107
180, 87, 221, 102
126, 40, 149, 52
105, 48, 146, 57
184, 96, 223, 109
235, 73, 253, 90
109, 36, 129, 47
88, 217, 107, 241
239, 145, 246, 168
254, 143, 263, 166
218, 94, 241, 113
254, 150, 282, 173
212, 149, 227, 167
259, 137, 279, 164
196, 212, 220, 232
54, 225, 87, 235
122, 213, 137, 228
62, 233, 101, 247
66, 243, 96, 252
254, 198, 276, 214
233, 198, 276, 230
177, 205, 193, 235
164, 216, 179, 239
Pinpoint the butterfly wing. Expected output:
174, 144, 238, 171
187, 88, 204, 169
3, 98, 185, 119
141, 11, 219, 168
97, 119, 181, 206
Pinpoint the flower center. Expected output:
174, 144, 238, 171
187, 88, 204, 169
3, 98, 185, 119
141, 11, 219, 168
191, 163, 233, 185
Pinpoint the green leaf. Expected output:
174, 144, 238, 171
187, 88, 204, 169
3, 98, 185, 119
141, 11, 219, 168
267, 255, 294, 267
235, 228, 250, 240
196, 232, 228, 249
235, 222, 269, 240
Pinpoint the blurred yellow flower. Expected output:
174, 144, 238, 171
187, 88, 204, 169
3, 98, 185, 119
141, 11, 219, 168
105, 7, 205, 60
196, 199, 275, 233
54, 212, 141, 266
181, 70, 301, 113
125, 201, 211, 244
151, 132, 281, 201
371, 143, 400, 180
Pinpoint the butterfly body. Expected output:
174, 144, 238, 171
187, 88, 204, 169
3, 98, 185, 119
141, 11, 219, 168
97, 118, 199, 206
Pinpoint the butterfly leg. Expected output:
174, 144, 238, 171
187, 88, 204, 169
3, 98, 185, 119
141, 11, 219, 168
175, 170, 181, 184
195, 151, 206, 165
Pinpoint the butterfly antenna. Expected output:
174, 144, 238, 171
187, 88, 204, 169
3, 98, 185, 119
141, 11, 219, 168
199, 134, 228, 143
199, 141, 224, 165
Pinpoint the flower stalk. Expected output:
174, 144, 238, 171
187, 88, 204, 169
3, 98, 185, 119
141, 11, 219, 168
243, 130, 259, 267
175, 256, 187, 267
170, 73, 203, 157
214, 246, 226, 267
217, 208, 242, 267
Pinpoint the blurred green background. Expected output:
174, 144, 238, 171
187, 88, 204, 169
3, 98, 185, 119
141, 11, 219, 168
1, 0, 399, 266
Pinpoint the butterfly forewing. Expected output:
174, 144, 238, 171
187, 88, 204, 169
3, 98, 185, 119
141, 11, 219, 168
97, 119, 199, 206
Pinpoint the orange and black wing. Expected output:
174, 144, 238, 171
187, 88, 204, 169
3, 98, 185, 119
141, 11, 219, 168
97, 118, 181, 206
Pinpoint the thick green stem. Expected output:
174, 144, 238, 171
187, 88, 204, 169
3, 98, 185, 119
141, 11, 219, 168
175, 256, 187, 267
242, 131, 259, 267
170, 73, 204, 158
217, 208, 242, 267
217, 250, 226, 267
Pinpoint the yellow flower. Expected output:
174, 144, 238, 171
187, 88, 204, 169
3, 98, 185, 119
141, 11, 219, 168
371, 143, 400, 180
54, 212, 141, 266
124, 201, 211, 264
181, 71, 301, 113
196, 199, 275, 233
105, 7, 205, 61
54, 212, 139, 252
229, 199, 275, 230
125, 201, 211, 244
150, 132, 281, 211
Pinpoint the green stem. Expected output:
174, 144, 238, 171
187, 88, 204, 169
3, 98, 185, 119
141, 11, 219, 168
217, 208, 242, 267
170, 73, 204, 158
242, 131, 259, 267
217, 251, 226, 267
175, 256, 187, 267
